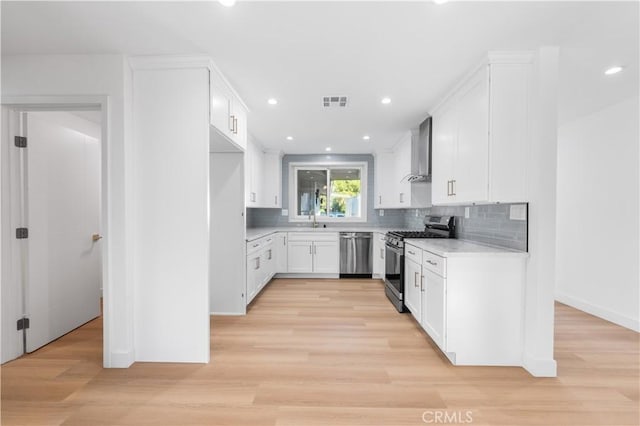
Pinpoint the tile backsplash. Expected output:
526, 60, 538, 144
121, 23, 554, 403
404, 204, 528, 251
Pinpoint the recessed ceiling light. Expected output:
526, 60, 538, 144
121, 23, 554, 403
363, 135, 371, 140
325, 147, 332, 152
433, 0, 449, 4
267, 98, 278, 105
604, 66, 624, 75
219, 0, 236, 7
286, 136, 293, 141
381, 97, 391, 105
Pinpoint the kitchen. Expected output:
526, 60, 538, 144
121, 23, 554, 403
1, 1, 638, 425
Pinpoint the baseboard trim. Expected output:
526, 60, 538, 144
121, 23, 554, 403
555, 291, 640, 332
523, 353, 557, 377
210, 311, 245, 316
107, 350, 135, 368
275, 273, 340, 279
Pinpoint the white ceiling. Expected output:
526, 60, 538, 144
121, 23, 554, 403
2, 1, 638, 154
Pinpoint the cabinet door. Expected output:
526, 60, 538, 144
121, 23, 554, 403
275, 233, 288, 273
261, 245, 274, 289
246, 254, 260, 303
210, 77, 232, 138
454, 66, 489, 203
422, 269, 446, 350
375, 152, 395, 208
262, 152, 282, 208
395, 133, 412, 206
313, 241, 339, 274
287, 241, 313, 273
230, 101, 247, 151
431, 98, 457, 205
404, 258, 422, 322
372, 234, 385, 277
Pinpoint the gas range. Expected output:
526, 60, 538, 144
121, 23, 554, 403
385, 216, 456, 250
383, 216, 455, 313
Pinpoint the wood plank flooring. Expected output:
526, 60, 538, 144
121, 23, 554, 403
2, 278, 639, 425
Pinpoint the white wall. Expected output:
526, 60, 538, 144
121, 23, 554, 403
131, 63, 210, 363
557, 96, 640, 332
1, 54, 135, 367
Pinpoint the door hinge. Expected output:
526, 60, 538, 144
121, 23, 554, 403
16, 228, 28, 239
17, 317, 30, 331
14, 136, 27, 148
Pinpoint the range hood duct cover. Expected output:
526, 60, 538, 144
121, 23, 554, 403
407, 116, 432, 182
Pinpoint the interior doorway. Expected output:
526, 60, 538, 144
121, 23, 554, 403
1, 107, 104, 363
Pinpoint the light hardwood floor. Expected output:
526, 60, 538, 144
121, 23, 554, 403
2, 278, 639, 425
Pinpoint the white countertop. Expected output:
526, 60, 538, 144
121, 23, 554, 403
246, 226, 405, 241
404, 238, 528, 258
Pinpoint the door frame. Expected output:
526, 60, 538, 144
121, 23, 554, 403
1, 95, 110, 363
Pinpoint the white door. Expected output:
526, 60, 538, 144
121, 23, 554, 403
404, 258, 422, 322
25, 112, 102, 353
287, 241, 313, 273
313, 241, 339, 274
422, 269, 446, 350
275, 233, 288, 273
454, 66, 490, 203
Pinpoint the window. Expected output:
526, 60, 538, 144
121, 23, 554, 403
290, 162, 367, 222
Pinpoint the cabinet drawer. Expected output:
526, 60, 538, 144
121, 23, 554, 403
423, 251, 446, 278
247, 240, 263, 255
288, 232, 338, 242
405, 244, 422, 265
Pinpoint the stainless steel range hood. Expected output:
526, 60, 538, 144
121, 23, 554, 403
407, 116, 432, 183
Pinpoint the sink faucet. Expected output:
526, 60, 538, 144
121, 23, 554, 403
309, 210, 319, 228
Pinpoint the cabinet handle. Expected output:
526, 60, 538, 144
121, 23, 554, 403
426, 260, 437, 266
234, 117, 238, 134
414, 271, 419, 288
275, 195, 278, 205
380, 248, 384, 259
399, 193, 404, 203
255, 257, 260, 270
408, 250, 416, 255
229, 115, 235, 132
447, 180, 451, 196
268, 249, 272, 260
309, 245, 312, 255
379, 195, 382, 204
421, 275, 424, 292
452, 180, 456, 196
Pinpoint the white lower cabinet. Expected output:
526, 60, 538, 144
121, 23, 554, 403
287, 233, 339, 274
421, 269, 446, 350
372, 232, 386, 278
275, 232, 288, 273
287, 240, 314, 273
404, 244, 423, 323
405, 241, 526, 366
245, 235, 276, 305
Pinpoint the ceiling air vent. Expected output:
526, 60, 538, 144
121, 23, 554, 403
323, 96, 348, 108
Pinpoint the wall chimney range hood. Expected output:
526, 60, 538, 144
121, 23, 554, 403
406, 116, 432, 182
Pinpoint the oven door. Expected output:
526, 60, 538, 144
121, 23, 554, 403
384, 242, 404, 299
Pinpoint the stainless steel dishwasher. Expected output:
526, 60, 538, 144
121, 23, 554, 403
339, 232, 373, 278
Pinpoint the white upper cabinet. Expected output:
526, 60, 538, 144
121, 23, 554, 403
262, 151, 282, 208
374, 152, 395, 208
209, 65, 248, 152
245, 137, 282, 209
374, 132, 430, 209
431, 52, 532, 205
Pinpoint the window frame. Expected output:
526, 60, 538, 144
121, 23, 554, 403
288, 161, 368, 223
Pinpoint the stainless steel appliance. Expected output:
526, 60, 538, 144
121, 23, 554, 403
384, 216, 455, 312
339, 232, 373, 278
